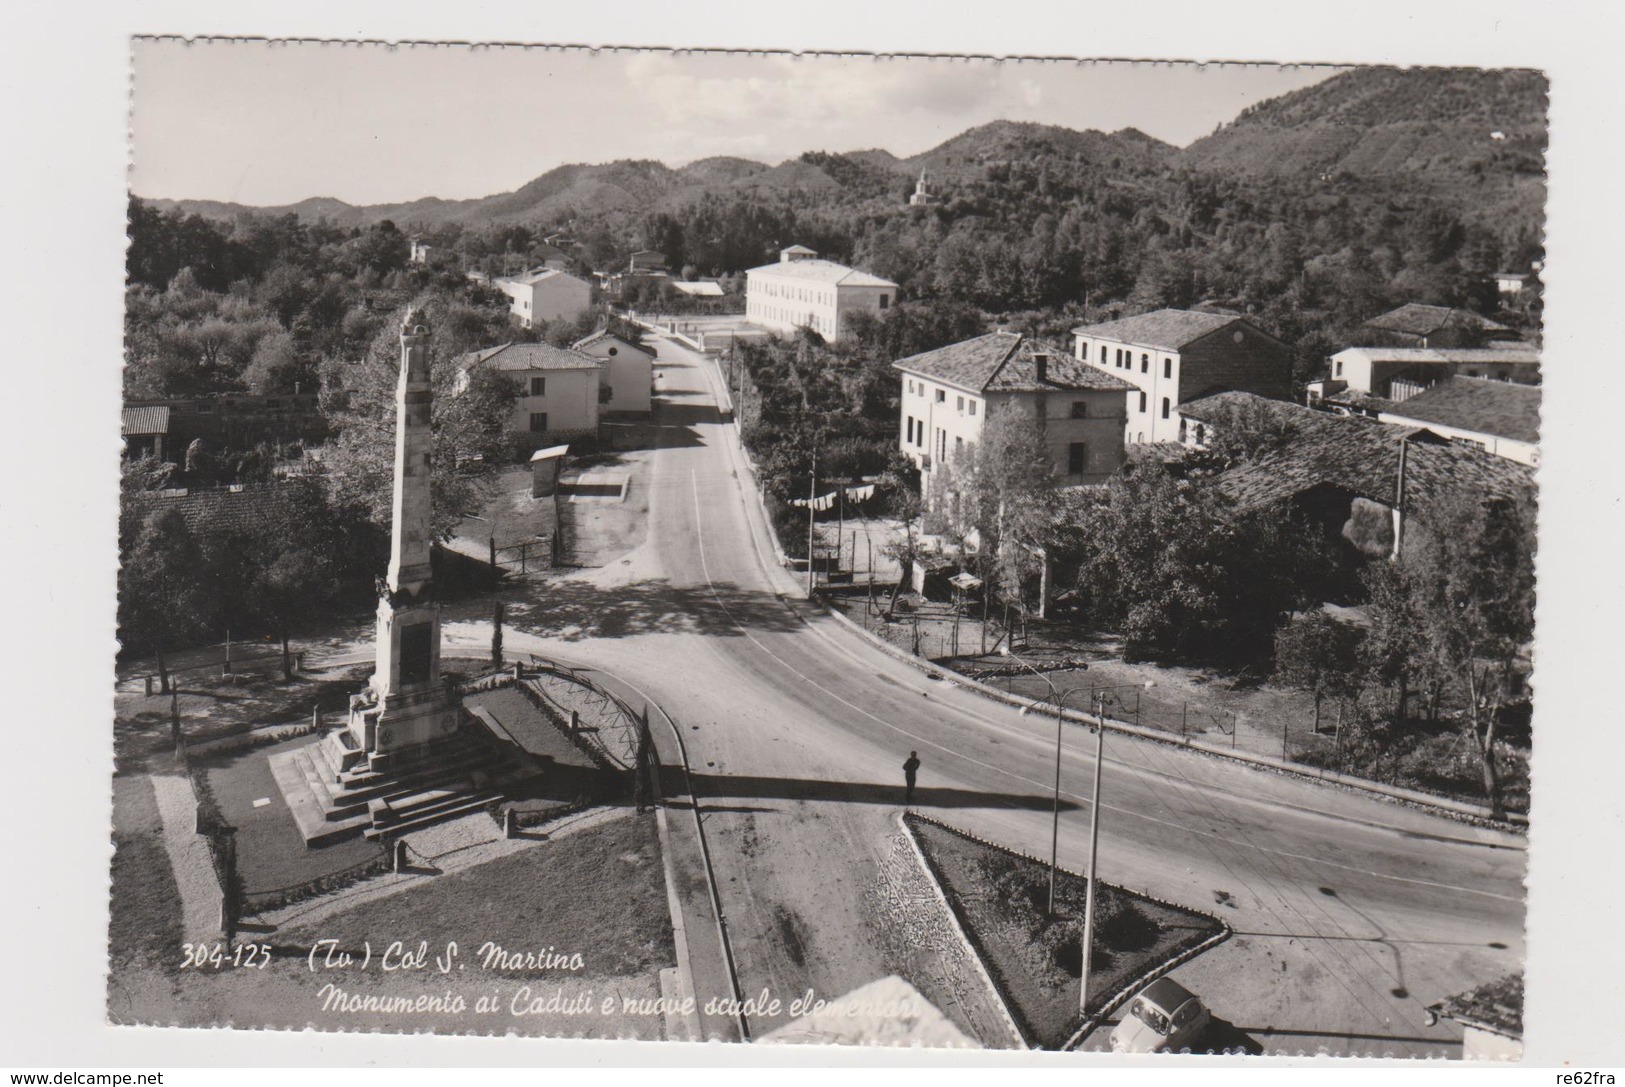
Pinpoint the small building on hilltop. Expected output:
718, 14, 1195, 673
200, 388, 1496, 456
908, 171, 939, 207
894, 331, 1135, 497
1354, 303, 1521, 349
745, 245, 898, 342
493, 267, 593, 329
571, 330, 654, 416
1070, 309, 1293, 445
456, 343, 603, 441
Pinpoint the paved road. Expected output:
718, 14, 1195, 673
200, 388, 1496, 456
473, 334, 1526, 1055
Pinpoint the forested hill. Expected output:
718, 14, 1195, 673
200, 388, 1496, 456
143, 122, 1176, 228
1180, 67, 1546, 228
131, 66, 1547, 395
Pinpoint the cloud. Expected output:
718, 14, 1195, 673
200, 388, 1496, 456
624, 53, 1008, 134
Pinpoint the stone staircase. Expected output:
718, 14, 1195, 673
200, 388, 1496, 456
270, 721, 526, 846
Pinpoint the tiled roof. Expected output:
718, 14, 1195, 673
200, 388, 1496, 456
1428, 974, 1522, 1038
1360, 303, 1512, 337
894, 333, 1136, 394
1216, 408, 1535, 520
503, 268, 584, 287
1332, 345, 1542, 365
125, 484, 298, 537
669, 280, 725, 297
745, 258, 897, 288
122, 405, 171, 435
988, 340, 1138, 393
1179, 391, 1335, 430
1069, 309, 1267, 350
458, 343, 600, 373
1378, 377, 1541, 444
571, 331, 654, 356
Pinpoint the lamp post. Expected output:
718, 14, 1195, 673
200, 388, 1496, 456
1000, 649, 1153, 1015
1077, 679, 1154, 1021
1001, 647, 1091, 915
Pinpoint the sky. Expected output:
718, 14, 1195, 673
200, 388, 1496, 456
130, 40, 1341, 207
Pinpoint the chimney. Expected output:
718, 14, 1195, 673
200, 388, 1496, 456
1033, 352, 1050, 384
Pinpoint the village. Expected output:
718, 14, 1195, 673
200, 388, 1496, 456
109, 61, 1539, 1059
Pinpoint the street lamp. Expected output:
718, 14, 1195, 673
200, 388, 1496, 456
1077, 679, 1153, 1021
1000, 648, 1153, 1017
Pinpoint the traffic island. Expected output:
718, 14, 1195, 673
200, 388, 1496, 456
905, 813, 1227, 1050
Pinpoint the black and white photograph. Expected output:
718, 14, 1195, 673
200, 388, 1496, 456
6, 3, 1623, 1075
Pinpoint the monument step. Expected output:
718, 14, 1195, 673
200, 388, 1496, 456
363, 792, 500, 840
314, 731, 359, 779
335, 748, 503, 802
289, 749, 341, 811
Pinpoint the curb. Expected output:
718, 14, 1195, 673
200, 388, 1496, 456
893, 811, 1029, 1051
904, 811, 1233, 1054
818, 600, 1526, 831
655, 806, 705, 1043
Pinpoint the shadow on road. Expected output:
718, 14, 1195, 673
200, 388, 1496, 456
682, 770, 1081, 812
464, 576, 803, 642
1193, 1016, 1265, 1055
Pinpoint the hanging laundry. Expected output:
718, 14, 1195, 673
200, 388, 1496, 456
792, 492, 839, 511
844, 483, 875, 503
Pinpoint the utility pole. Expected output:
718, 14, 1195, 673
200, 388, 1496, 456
1078, 692, 1107, 1019
805, 451, 818, 599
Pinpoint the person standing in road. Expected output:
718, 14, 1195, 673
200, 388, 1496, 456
903, 750, 921, 807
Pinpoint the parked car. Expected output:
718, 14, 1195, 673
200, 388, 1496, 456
1109, 976, 1212, 1053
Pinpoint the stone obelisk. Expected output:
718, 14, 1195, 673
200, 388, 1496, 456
347, 308, 460, 769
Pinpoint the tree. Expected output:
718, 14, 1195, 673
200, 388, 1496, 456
242, 329, 309, 394
1401, 492, 1536, 818
317, 299, 500, 540
120, 508, 214, 694
957, 405, 1063, 615
878, 472, 925, 618
1062, 460, 1335, 662
1273, 612, 1365, 732
247, 484, 343, 680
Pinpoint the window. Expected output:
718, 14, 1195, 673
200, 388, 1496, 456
955, 436, 964, 456
1334, 359, 1343, 377
1141, 353, 1149, 373
608, 347, 619, 357
530, 376, 546, 396
936, 389, 946, 403
1115, 348, 1123, 367
1070, 401, 1088, 419
1163, 357, 1173, 379
956, 395, 965, 413
1068, 442, 1086, 474
968, 400, 976, 416
1099, 345, 1107, 364
1161, 397, 1170, 419
1138, 391, 1147, 413
878, 294, 890, 310
1179, 418, 1188, 442
529, 412, 548, 433
1195, 423, 1206, 444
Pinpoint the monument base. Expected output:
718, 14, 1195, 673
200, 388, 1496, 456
349, 681, 462, 774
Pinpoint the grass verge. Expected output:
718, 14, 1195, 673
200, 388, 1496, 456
277, 811, 672, 979
907, 814, 1224, 1049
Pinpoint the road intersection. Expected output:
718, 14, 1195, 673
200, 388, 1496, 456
469, 331, 1526, 1054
